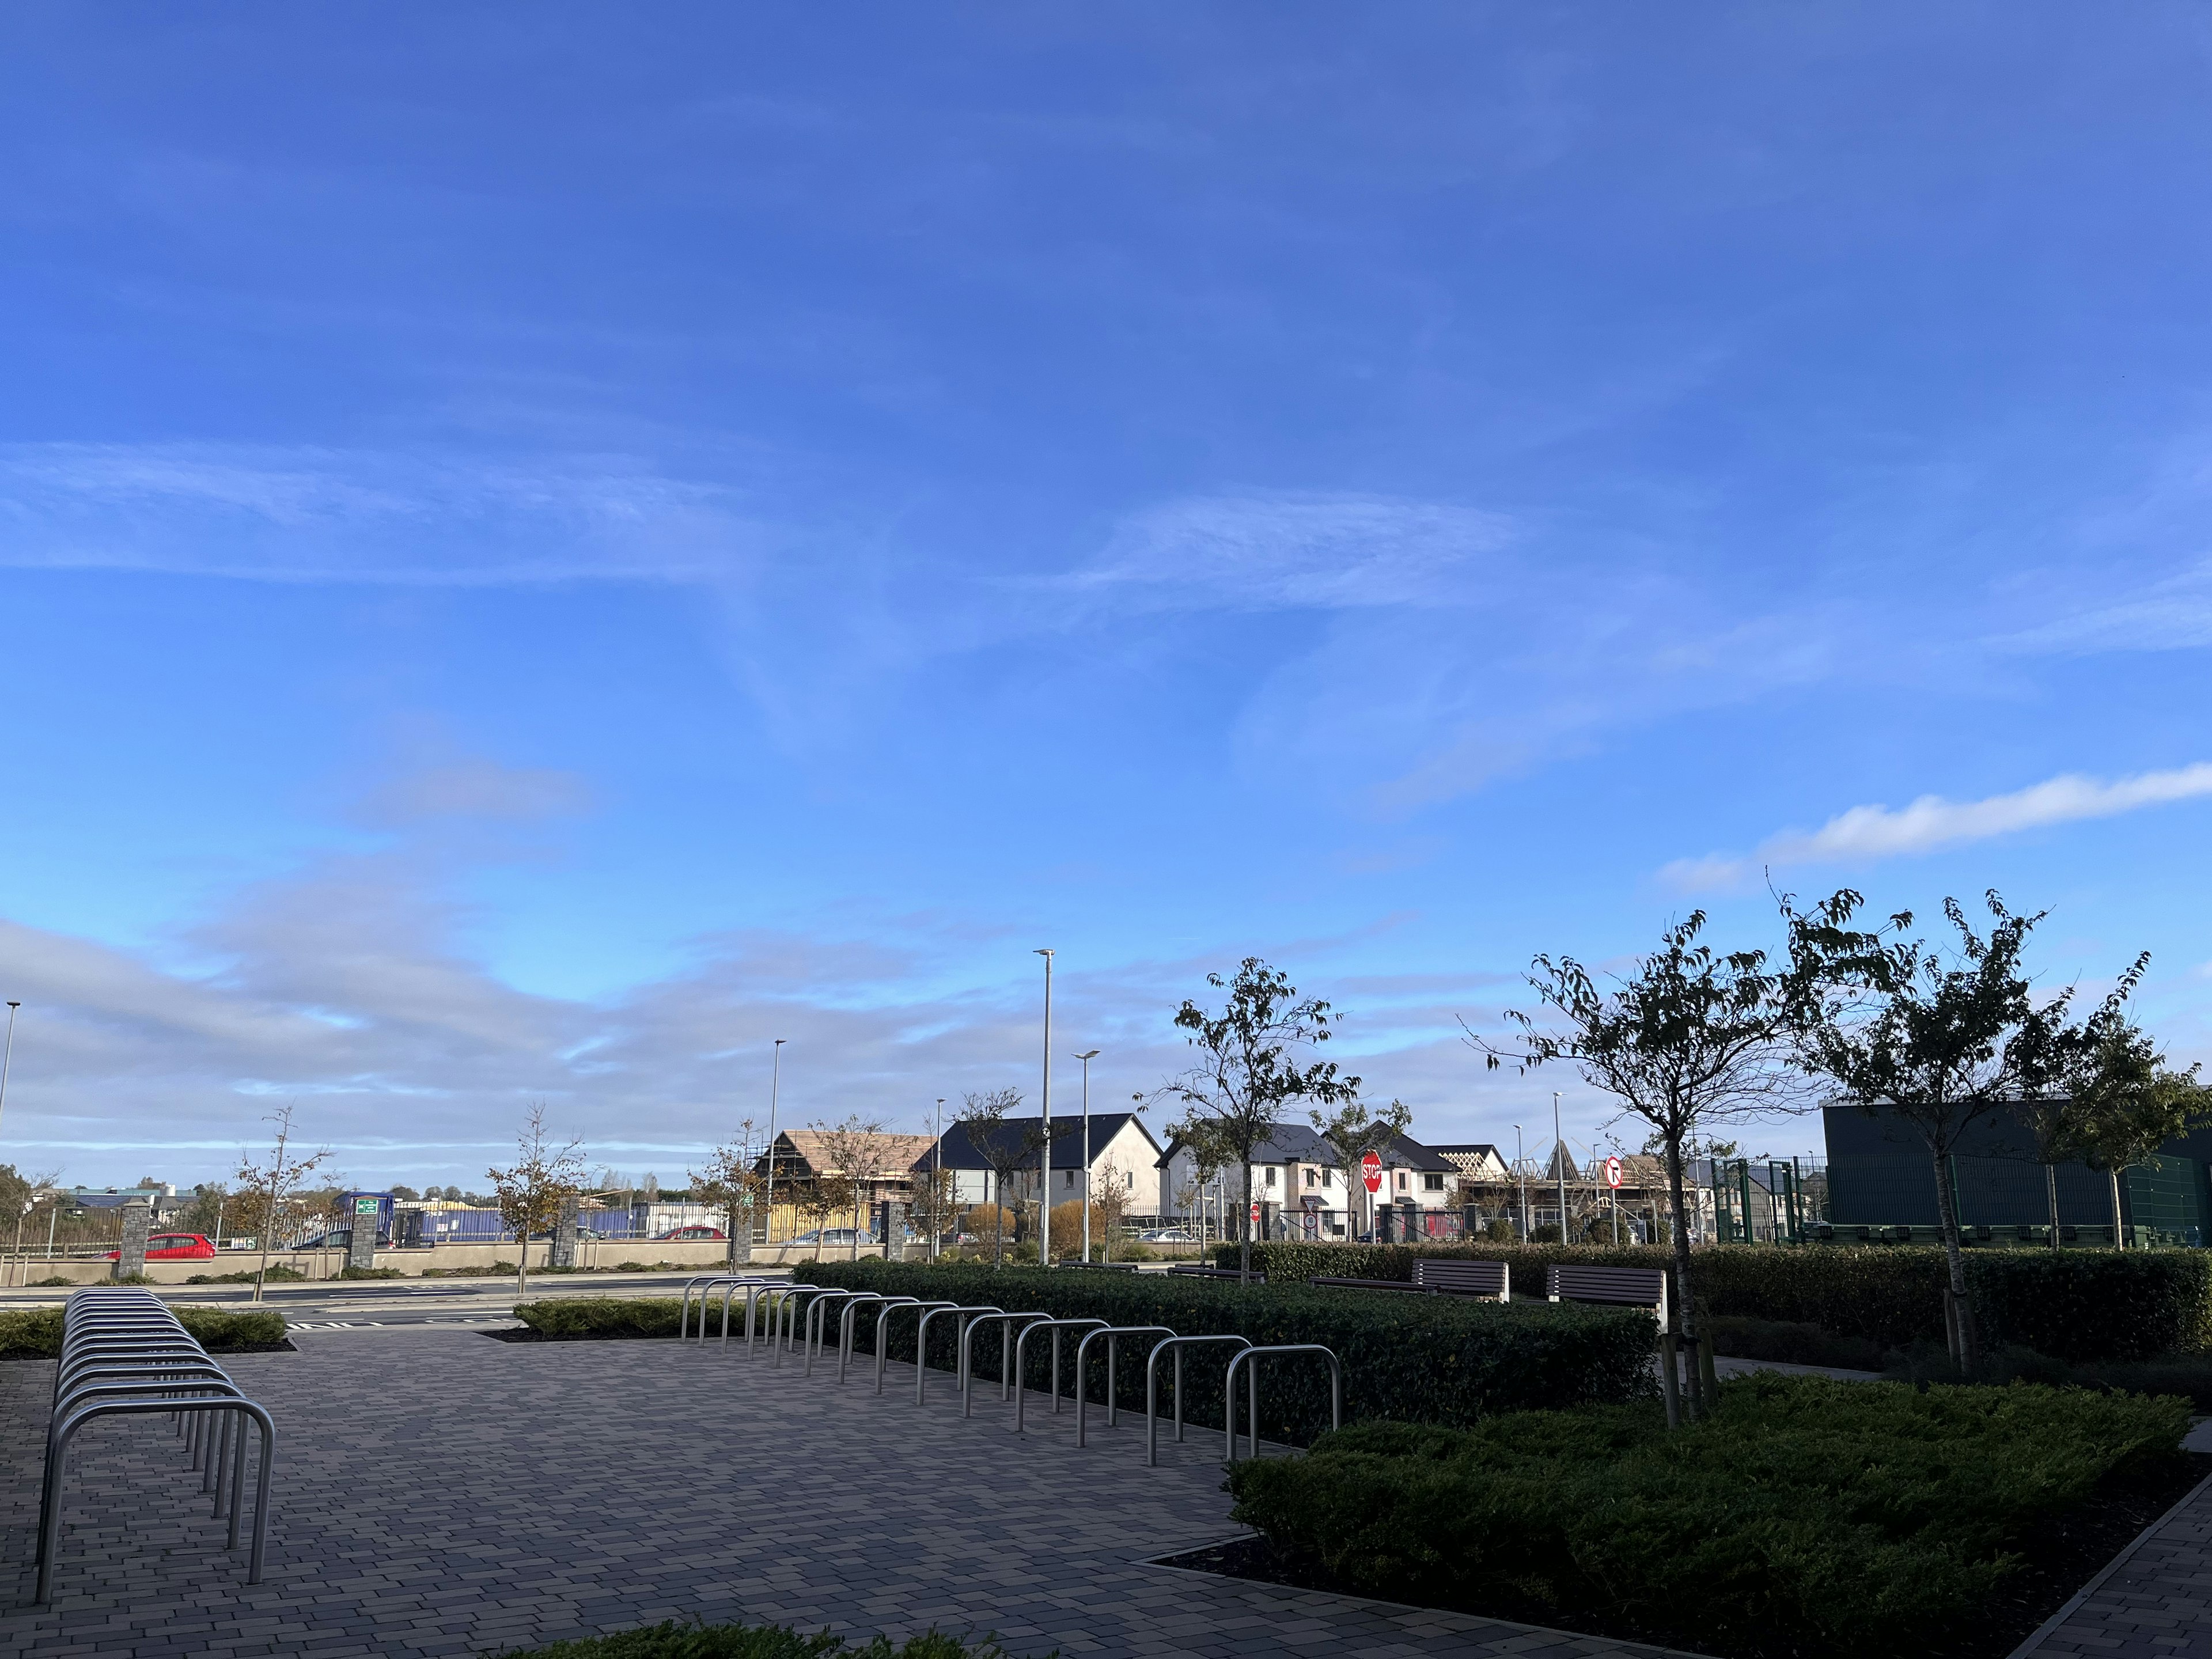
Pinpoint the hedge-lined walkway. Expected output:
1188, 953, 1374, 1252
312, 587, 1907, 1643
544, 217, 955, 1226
2012, 1471, 2212, 1659
0, 1324, 1702, 1658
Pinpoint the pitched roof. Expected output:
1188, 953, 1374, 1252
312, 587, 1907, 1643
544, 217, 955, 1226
1154, 1126, 1455, 1172
767, 1130, 937, 1181
1430, 1144, 1508, 1177
917, 1112, 1157, 1173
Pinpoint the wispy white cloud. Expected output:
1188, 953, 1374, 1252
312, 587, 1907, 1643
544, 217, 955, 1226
0, 442, 766, 585
1665, 763, 2212, 889
1997, 558, 2212, 656
1069, 493, 1513, 612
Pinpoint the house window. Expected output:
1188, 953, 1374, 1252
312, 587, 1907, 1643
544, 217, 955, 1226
1396, 1171, 1407, 1191
1063, 1169, 1077, 1189
1125, 1171, 1134, 1190
1423, 1172, 1445, 1192
1264, 1165, 1278, 1187
1305, 1168, 1317, 1188
1322, 1167, 1334, 1187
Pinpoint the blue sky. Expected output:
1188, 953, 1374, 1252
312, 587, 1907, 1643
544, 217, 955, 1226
3, 3, 2210, 1188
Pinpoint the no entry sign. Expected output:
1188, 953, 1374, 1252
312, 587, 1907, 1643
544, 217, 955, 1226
1604, 1156, 1623, 1189
1361, 1149, 1383, 1193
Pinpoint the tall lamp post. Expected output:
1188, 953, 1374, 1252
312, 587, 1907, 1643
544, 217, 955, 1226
1514, 1123, 1528, 1240
1034, 949, 1054, 1266
0, 1001, 20, 1143
930, 1097, 945, 1259
1552, 1090, 1567, 1244
1073, 1049, 1100, 1262
762, 1039, 786, 1250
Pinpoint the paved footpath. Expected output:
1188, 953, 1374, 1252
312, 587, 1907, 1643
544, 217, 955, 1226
0, 1325, 1695, 1659
2012, 1471, 2212, 1659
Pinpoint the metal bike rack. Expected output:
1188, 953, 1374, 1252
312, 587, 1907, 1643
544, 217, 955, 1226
1145, 1335, 1252, 1465
740, 1282, 796, 1352
801, 1289, 863, 1374
834, 1294, 906, 1382
712, 1277, 781, 1344
876, 1300, 956, 1394
957, 1312, 1051, 1417
1013, 1319, 1109, 1433
684, 1275, 773, 1343
36, 1289, 278, 1604
1073, 1325, 1175, 1446
912, 1305, 1003, 1404
772, 1286, 840, 1368
1222, 1343, 1342, 1463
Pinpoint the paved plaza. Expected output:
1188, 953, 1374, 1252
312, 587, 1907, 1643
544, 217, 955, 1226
2010, 1472, 2212, 1659
0, 1325, 1697, 1659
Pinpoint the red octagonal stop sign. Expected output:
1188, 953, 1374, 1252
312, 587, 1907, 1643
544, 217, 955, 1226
1361, 1149, 1383, 1192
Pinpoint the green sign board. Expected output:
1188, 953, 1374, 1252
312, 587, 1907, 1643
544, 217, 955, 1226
354, 1196, 381, 1216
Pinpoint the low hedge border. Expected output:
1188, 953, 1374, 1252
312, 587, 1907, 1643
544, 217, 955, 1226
1219, 1241, 2212, 1361
0, 1305, 289, 1358
794, 1260, 1656, 1444
514, 1297, 685, 1340
1225, 1372, 2194, 1659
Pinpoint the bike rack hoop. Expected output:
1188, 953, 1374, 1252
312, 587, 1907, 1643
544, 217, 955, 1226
959, 1312, 1051, 1416
1013, 1319, 1110, 1434
1073, 1325, 1175, 1447
875, 1300, 956, 1393
1222, 1343, 1342, 1464
912, 1305, 1003, 1405
1145, 1335, 1253, 1467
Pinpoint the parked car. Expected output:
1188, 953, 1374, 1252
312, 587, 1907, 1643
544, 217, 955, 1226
1137, 1228, 1196, 1243
653, 1225, 728, 1241
286, 1227, 392, 1251
788, 1228, 874, 1247
106, 1232, 216, 1262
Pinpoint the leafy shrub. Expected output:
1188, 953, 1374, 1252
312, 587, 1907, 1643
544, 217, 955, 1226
0, 1305, 287, 1357
421, 1260, 520, 1278
514, 1296, 684, 1340
29, 1275, 73, 1287
336, 1266, 406, 1280
1226, 1241, 2212, 1361
613, 1261, 653, 1272
185, 1264, 311, 1285
504, 1622, 1013, 1659
1228, 1373, 2190, 1658
797, 1259, 1656, 1444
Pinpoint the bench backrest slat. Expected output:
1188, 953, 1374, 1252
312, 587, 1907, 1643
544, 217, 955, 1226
1410, 1259, 1509, 1301
1546, 1264, 1668, 1323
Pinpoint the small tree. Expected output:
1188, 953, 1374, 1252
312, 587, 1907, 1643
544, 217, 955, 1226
1311, 1096, 1412, 1243
2060, 1015, 2212, 1244
689, 1117, 763, 1268
1474, 912, 1801, 1417
910, 1159, 956, 1253
234, 1104, 333, 1304
1781, 889, 2129, 1371
811, 1115, 889, 1260
956, 1086, 1053, 1267
1155, 959, 1357, 1275
486, 1105, 586, 1297
1090, 1153, 1135, 1248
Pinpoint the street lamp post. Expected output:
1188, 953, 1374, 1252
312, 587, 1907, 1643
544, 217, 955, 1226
1074, 1050, 1100, 1263
1034, 949, 1053, 1266
762, 1039, 786, 1250
931, 1097, 945, 1260
0, 1001, 20, 1143
1514, 1124, 1529, 1239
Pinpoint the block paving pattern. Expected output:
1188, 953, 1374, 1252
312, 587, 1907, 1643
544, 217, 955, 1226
2013, 1473, 2212, 1659
0, 1325, 1695, 1658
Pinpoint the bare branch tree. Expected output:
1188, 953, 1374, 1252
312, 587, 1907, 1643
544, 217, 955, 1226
689, 1116, 763, 1268
487, 1105, 586, 1297
812, 1115, 889, 1260
955, 1086, 1052, 1267
1311, 1096, 1413, 1241
234, 1103, 333, 1305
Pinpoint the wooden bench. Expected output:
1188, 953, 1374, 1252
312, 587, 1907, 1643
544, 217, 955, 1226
1546, 1264, 1667, 1325
1413, 1257, 1508, 1301
1166, 1264, 1260, 1282
1309, 1259, 1509, 1301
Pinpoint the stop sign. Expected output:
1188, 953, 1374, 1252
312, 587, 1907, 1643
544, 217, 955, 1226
1361, 1149, 1383, 1193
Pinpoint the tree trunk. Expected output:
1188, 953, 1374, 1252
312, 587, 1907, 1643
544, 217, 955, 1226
1661, 1134, 1701, 1420
1240, 1156, 1254, 1277
2109, 1168, 2126, 1250
2044, 1164, 2061, 1249
517, 1230, 529, 1300
1929, 1150, 1978, 1372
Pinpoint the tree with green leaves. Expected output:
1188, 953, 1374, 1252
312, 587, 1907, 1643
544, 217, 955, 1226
689, 1117, 763, 1268
1154, 958, 1358, 1275
487, 1105, 586, 1296
234, 1103, 333, 1304
2058, 1014, 2212, 1245
1474, 911, 1803, 1418
1780, 889, 2144, 1371
1311, 1096, 1412, 1243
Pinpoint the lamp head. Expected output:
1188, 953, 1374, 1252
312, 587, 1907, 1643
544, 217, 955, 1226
1074, 1048, 1100, 1060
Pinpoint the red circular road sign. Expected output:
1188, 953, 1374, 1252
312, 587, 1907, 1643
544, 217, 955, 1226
1604, 1156, 1624, 1189
1361, 1149, 1383, 1193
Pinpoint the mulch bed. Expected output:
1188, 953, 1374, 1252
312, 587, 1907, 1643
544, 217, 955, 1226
1155, 1450, 2212, 1659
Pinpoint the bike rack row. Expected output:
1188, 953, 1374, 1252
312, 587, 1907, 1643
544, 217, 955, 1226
679, 1274, 1341, 1466
39, 1287, 278, 1604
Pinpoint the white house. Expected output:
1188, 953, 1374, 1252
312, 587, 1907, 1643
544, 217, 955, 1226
1154, 1125, 1460, 1238
919, 1112, 1162, 1210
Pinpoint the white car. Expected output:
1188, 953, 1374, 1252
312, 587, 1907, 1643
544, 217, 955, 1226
1137, 1228, 1197, 1243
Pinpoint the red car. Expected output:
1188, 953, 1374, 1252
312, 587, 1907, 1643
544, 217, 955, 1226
653, 1225, 727, 1241
107, 1232, 217, 1262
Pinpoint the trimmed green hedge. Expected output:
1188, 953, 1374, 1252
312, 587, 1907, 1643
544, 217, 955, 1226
795, 1260, 1655, 1445
0, 1305, 289, 1358
505, 1622, 1008, 1658
1221, 1241, 2212, 1361
513, 1297, 684, 1340
1227, 1372, 2191, 1659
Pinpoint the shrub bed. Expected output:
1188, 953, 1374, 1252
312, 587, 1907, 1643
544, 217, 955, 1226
1223, 1241, 2212, 1361
513, 1297, 685, 1340
505, 1622, 1005, 1658
796, 1260, 1654, 1444
0, 1305, 289, 1357
1227, 1372, 2191, 1658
